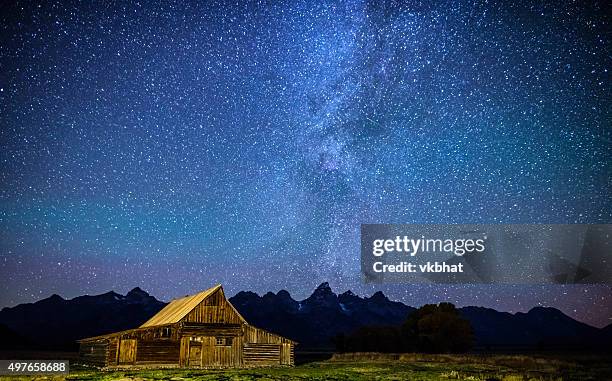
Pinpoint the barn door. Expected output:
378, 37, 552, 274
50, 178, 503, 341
188, 341, 202, 367
199, 336, 238, 368
118, 339, 137, 364
280, 343, 292, 365
201, 336, 215, 367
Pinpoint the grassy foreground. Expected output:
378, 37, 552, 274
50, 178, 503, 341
1, 353, 610, 381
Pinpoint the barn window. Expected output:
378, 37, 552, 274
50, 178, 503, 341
215, 337, 232, 346
161, 327, 171, 338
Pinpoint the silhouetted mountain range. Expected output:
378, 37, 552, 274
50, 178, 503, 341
230, 283, 414, 348
0, 283, 609, 351
0, 287, 164, 350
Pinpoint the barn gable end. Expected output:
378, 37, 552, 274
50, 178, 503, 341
181, 287, 245, 325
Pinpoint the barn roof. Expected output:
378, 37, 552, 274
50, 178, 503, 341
139, 284, 231, 328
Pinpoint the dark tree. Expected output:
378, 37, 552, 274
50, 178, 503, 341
335, 302, 474, 353
342, 325, 403, 353
401, 303, 474, 353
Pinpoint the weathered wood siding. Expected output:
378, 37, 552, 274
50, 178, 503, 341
244, 324, 292, 344
180, 322, 241, 337
243, 343, 280, 366
80, 322, 295, 367
103, 325, 180, 341
135, 340, 180, 364
280, 343, 294, 365
179, 335, 244, 368
118, 339, 137, 364
181, 289, 243, 324
200, 336, 243, 368
108, 338, 119, 365
243, 325, 294, 366
78, 340, 108, 366
179, 337, 190, 367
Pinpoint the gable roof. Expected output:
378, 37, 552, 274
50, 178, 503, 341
140, 284, 228, 328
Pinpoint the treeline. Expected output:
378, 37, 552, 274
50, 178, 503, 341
333, 303, 474, 353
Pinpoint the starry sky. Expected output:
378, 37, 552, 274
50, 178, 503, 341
1, 1, 611, 327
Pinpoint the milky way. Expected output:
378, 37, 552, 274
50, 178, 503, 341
1, 1, 610, 327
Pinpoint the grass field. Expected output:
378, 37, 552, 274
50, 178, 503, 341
1, 353, 610, 381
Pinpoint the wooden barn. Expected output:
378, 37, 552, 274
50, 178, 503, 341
78, 284, 296, 368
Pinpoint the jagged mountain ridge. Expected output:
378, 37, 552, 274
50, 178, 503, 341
0, 287, 165, 349
0, 283, 608, 350
229, 282, 414, 347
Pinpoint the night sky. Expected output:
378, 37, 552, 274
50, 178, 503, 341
1, 1, 611, 327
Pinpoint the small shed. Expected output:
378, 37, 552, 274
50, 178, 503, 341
78, 284, 296, 368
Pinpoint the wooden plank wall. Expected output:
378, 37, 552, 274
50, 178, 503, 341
104, 325, 180, 341
135, 340, 180, 364
243, 343, 280, 366
182, 289, 243, 324
118, 339, 137, 364
194, 336, 244, 368
280, 343, 294, 365
179, 337, 190, 367
107, 338, 118, 365
243, 325, 296, 366
244, 324, 293, 344
78, 341, 108, 366
181, 323, 241, 337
